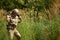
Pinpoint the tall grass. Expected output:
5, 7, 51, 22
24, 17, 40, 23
0, 11, 60, 40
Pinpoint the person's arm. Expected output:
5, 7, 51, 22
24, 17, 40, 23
17, 14, 22, 23
6, 13, 11, 22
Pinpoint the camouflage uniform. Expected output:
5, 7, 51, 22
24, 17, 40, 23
6, 9, 21, 40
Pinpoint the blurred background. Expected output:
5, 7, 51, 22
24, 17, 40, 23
0, 0, 60, 40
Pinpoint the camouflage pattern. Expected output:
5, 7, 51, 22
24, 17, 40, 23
6, 9, 21, 40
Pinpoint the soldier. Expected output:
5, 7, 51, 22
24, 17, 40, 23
6, 9, 21, 40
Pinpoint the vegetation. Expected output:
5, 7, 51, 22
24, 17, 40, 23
0, 0, 60, 40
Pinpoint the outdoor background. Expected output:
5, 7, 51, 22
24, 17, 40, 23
0, 0, 60, 40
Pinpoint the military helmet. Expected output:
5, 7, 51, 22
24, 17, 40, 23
12, 9, 19, 13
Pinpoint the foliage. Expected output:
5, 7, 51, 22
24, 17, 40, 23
0, 0, 60, 40
0, 0, 53, 11
0, 13, 60, 40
